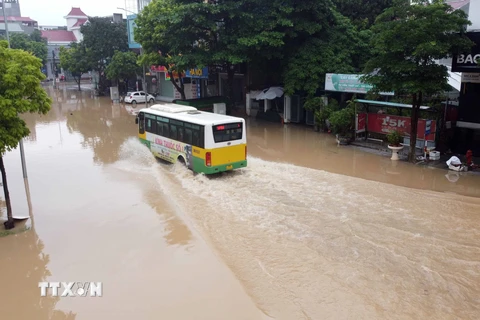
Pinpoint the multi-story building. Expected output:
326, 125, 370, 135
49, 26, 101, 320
0, 0, 38, 35
1, 0, 21, 17
40, 7, 88, 80
443, 0, 480, 154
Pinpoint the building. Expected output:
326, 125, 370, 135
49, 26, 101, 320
40, 7, 87, 80
1, 0, 21, 17
38, 25, 67, 31
446, 0, 480, 154
0, 0, 38, 35
124, 0, 240, 104
0, 16, 38, 34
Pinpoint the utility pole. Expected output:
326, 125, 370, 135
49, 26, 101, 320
2, 1, 28, 180
141, 48, 148, 106
52, 50, 57, 89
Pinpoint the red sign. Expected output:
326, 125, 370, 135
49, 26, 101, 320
367, 113, 436, 141
150, 65, 185, 79
356, 113, 366, 132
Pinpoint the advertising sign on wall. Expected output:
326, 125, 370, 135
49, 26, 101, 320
461, 73, 480, 83
451, 32, 480, 73
325, 74, 394, 96
356, 113, 366, 133
127, 14, 141, 49
185, 67, 209, 79
365, 113, 436, 141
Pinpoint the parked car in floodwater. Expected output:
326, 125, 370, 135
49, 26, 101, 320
124, 91, 156, 105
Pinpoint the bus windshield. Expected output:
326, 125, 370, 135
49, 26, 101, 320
212, 122, 243, 143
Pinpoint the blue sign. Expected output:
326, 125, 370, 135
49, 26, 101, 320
185, 67, 208, 79
425, 120, 432, 136
197, 82, 201, 98
127, 14, 141, 49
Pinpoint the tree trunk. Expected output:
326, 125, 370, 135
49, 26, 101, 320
408, 92, 422, 163
0, 156, 14, 230
76, 76, 81, 91
226, 67, 235, 115
169, 72, 186, 100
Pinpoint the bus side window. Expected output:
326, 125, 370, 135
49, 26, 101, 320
170, 124, 178, 140
156, 120, 163, 135
184, 128, 193, 145
178, 126, 184, 143
162, 123, 169, 138
192, 130, 199, 147
146, 118, 151, 132
198, 126, 205, 148
138, 113, 145, 134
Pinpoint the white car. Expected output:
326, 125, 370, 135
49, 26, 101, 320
124, 91, 156, 105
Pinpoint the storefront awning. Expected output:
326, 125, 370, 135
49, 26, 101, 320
354, 99, 431, 110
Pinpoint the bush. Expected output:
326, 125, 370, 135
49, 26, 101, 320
328, 105, 355, 137
386, 130, 402, 146
304, 97, 339, 130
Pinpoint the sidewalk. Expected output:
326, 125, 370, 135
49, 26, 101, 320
350, 139, 480, 173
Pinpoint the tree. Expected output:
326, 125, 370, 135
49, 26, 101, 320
10, 33, 48, 64
135, 0, 285, 112
281, 7, 369, 97
105, 51, 141, 88
362, 0, 473, 162
59, 42, 92, 91
29, 29, 48, 44
81, 17, 129, 95
0, 40, 51, 229
333, 0, 393, 29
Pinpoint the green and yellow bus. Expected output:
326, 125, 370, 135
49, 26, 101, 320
135, 104, 247, 174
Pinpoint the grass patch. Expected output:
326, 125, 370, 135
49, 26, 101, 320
0, 225, 31, 237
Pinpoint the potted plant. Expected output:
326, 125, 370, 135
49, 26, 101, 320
386, 130, 404, 160
328, 105, 355, 145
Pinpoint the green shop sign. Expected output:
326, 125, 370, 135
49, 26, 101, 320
325, 73, 394, 96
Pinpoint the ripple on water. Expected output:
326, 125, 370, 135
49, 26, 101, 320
115, 139, 480, 320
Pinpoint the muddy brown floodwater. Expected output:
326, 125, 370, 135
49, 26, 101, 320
1, 86, 479, 320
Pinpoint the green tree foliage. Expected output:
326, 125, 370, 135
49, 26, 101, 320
59, 42, 92, 91
106, 51, 141, 86
9, 33, 48, 64
266, 0, 377, 98
80, 17, 129, 95
29, 29, 48, 44
333, 0, 393, 29
362, 0, 473, 162
0, 40, 52, 229
135, 0, 285, 111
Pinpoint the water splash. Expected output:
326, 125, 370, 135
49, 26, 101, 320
112, 138, 480, 320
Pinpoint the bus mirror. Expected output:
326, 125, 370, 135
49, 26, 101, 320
135, 117, 139, 125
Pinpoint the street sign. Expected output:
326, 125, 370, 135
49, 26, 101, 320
425, 120, 432, 136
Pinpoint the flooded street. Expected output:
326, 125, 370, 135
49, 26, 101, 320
1, 86, 480, 319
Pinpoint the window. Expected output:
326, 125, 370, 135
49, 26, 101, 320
145, 114, 157, 133
184, 128, 193, 145
169, 124, 178, 140
212, 122, 243, 143
138, 112, 145, 134
140, 92, 146, 96
156, 120, 163, 135
134, 93, 139, 96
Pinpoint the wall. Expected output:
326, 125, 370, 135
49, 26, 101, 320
2, 1, 21, 17
72, 29, 82, 42
66, 18, 77, 31
468, 0, 480, 30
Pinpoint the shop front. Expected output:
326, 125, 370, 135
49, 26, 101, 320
150, 66, 209, 102
451, 31, 480, 154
